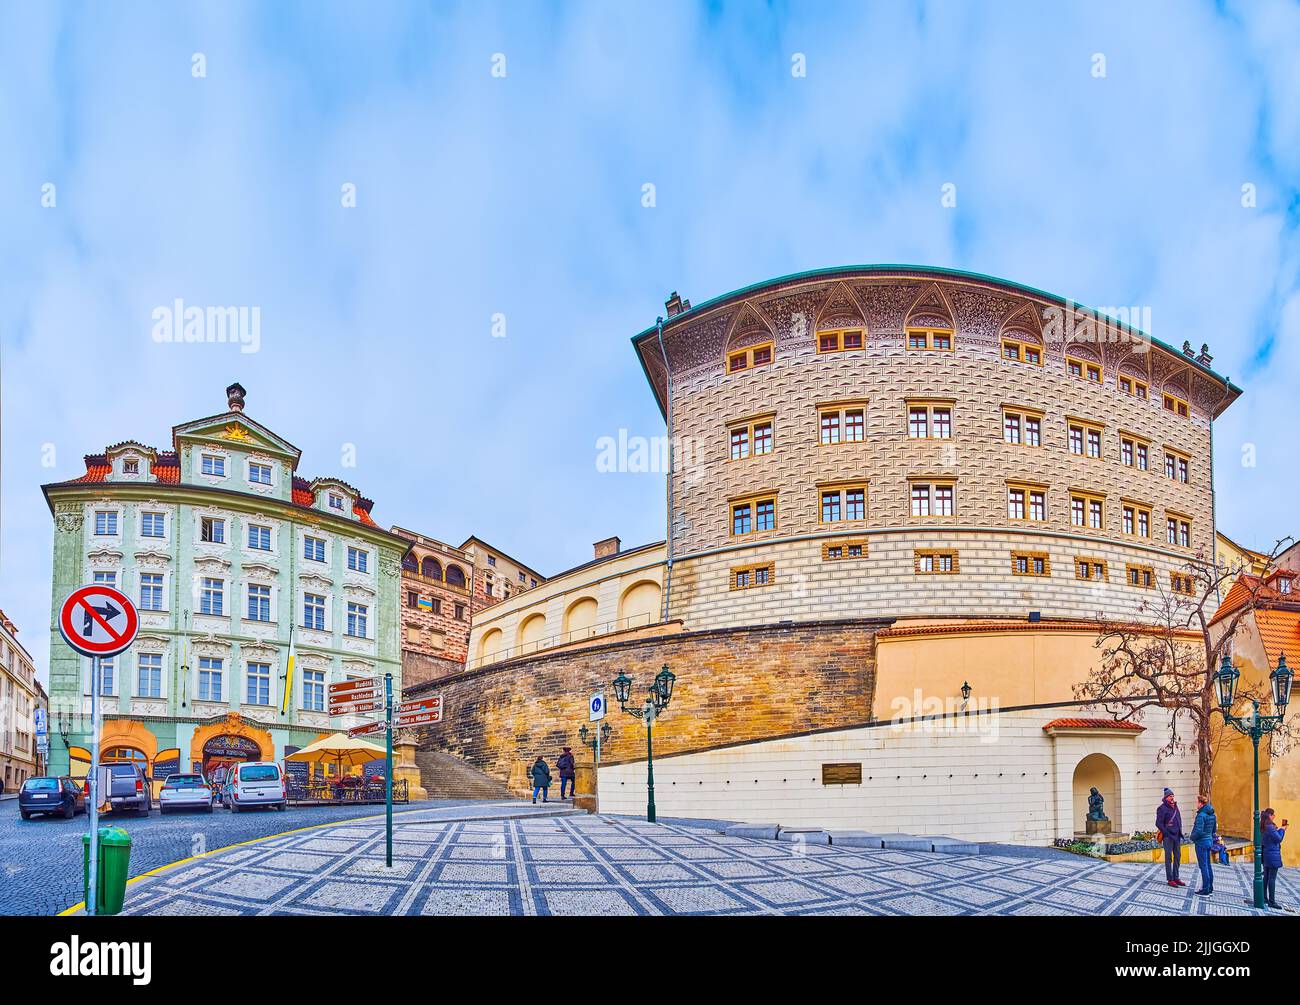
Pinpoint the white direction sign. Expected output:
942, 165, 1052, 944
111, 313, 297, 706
329, 698, 382, 717
589, 691, 606, 722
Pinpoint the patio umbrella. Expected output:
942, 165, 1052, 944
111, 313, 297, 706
286, 732, 386, 779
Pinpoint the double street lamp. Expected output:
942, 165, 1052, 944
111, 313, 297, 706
1214, 652, 1292, 910
611, 665, 676, 823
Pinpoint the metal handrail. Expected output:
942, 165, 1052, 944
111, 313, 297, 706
466, 612, 657, 671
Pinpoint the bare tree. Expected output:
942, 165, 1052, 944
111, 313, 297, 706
1075, 536, 1296, 796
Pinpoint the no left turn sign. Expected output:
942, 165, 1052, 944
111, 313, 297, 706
58, 584, 140, 658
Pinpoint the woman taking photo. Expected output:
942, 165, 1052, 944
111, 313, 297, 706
1261, 808, 1287, 910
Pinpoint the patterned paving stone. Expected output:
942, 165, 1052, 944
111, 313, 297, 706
80, 803, 1298, 918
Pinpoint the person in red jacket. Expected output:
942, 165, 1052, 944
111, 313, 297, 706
1156, 788, 1185, 887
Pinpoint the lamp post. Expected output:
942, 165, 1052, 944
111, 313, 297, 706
612, 665, 676, 823
1214, 652, 1292, 909
577, 722, 612, 765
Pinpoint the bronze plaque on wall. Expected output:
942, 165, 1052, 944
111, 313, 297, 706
821, 762, 862, 785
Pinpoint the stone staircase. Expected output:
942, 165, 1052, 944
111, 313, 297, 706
414, 749, 515, 801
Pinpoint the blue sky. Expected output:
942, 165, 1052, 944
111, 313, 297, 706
2, 1, 1298, 678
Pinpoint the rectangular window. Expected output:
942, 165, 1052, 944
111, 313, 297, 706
1165, 450, 1190, 483
1066, 356, 1103, 383
246, 662, 271, 706
1007, 484, 1047, 522
753, 421, 773, 454
200, 454, 226, 477
304, 593, 326, 631
140, 511, 165, 538
200, 517, 225, 544
346, 602, 368, 638
1002, 339, 1043, 365
123, 458, 140, 474
727, 342, 774, 373
1167, 517, 1191, 548
200, 577, 224, 616
729, 415, 774, 459
92, 657, 115, 696
730, 563, 775, 590
1121, 438, 1134, 466
247, 524, 272, 551
730, 426, 749, 460
1003, 412, 1022, 445
1070, 493, 1105, 530
1076, 558, 1108, 581
328, 493, 345, 510
198, 657, 223, 702
93, 571, 116, 588
843, 409, 864, 442
1068, 420, 1103, 457
347, 547, 369, 573
1119, 375, 1149, 399
302, 670, 325, 712
304, 536, 326, 562
816, 328, 865, 353
248, 462, 272, 485
731, 496, 776, 535
1011, 551, 1050, 577
1163, 393, 1190, 419
137, 653, 162, 698
915, 549, 958, 574
454, 603, 465, 621
139, 573, 164, 611
407, 591, 419, 608
95, 511, 119, 536
1122, 503, 1152, 538
1126, 564, 1155, 589
822, 539, 868, 561
1171, 573, 1195, 596
819, 484, 867, 524
908, 401, 953, 439
247, 584, 271, 622
1137, 443, 1149, 471
822, 411, 842, 444
906, 327, 954, 351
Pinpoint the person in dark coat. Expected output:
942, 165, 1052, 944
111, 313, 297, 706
1261, 807, 1287, 909
1210, 832, 1230, 866
530, 757, 552, 804
556, 746, 576, 800
1155, 788, 1185, 887
1189, 794, 1218, 895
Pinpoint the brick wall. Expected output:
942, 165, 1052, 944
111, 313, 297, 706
418, 620, 883, 784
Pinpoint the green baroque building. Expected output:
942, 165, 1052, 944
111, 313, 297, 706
42, 383, 407, 786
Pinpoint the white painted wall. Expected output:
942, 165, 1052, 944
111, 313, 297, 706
598, 706, 1199, 845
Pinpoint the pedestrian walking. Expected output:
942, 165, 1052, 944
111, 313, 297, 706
1261, 807, 1287, 910
557, 746, 576, 800
1189, 794, 1217, 895
1155, 788, 1185, 887
530, 756, 552, 804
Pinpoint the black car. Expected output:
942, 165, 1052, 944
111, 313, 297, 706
18, 776, 86, 820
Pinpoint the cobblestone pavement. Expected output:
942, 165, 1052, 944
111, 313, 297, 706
103, 810, 1298, 917
0, 796, 513, 916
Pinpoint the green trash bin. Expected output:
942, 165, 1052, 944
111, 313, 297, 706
82, 826, 132, 915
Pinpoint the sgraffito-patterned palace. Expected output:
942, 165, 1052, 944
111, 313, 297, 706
408, 265, 1243, 845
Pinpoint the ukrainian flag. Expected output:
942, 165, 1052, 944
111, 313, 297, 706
417, 597, 433, 611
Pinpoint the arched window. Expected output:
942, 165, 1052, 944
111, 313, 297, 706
445, 564, 466, 588
401, 553, 417, 572
421, 558, 443, 581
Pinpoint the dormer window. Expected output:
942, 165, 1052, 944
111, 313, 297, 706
1276, 575, 1294, 595
123, 459, 140, 475
201, 454, 226, 477
328, 493, 345, 511
249, 462, 272, 486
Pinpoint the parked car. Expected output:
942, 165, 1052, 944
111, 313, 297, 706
18, 776, 86, 820
159, 773, 215, 814
223, 761, 287, 812
91, 762, 152, 816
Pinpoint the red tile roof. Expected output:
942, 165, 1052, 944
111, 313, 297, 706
64, 450, 378, 525
1043, 718, 1145, 732
1254, 609, 1300, 678
1210, 572, 1299, 627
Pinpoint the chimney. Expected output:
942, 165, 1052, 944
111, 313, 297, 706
664, 292, 684, 317
593, 536, 622, 560
226, 382, 247, 412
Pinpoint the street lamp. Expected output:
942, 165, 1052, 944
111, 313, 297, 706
1215, 652, 1291, 909
612, 664, 677, 823
960, 681, 972, 702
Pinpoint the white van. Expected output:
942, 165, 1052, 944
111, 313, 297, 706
223, 761, 287, 812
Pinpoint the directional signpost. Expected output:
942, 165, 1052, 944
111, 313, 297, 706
394, 694, 443, 729
58, 585, 139, 918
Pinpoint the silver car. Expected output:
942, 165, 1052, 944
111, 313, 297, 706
158, 773, 215, 814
